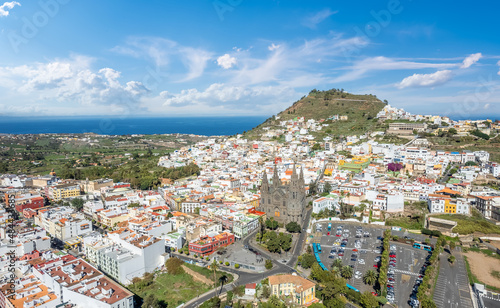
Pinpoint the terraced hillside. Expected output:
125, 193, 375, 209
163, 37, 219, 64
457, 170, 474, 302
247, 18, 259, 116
244, 88, 387, 140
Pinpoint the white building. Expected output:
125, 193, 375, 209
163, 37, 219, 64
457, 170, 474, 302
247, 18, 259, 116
32, 255, 134, 308
35, 206, 93, 242
84, 230, 166, 285
312, 197, 339, 214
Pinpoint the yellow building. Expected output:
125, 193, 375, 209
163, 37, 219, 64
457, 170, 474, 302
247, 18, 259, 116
48, 183, 81, 200
269, 274, 317, 306
444, 199, 456, 214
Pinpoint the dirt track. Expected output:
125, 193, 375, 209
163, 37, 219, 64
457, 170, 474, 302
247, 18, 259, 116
465, 251, 500, 288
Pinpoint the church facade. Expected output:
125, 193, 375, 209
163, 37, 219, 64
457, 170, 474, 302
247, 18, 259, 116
260, 164, 307, 226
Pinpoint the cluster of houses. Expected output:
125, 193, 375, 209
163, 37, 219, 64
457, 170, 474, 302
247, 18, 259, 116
1, 108, 500, 307
378, 104, 499, 136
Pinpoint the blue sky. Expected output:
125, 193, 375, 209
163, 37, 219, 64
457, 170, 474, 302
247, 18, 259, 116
0, 0, 499, 119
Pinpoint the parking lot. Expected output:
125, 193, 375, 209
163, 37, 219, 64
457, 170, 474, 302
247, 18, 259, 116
313, 222, 430, 307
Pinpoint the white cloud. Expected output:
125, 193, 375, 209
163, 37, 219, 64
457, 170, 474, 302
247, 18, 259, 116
497, 60, 500, 76
232, 35, 368, 86
0, 1, 20, 17
0, 55, 149, 112
112, 37, 212, 81
178, 47, 213, 81
302, 8, 337, 29
268, 43, 280, 51
163, 83, 298, 112
334, 56, 457, 83
460, 53, 482, 68
397, 70, 453, 89
217, 54, 237, 69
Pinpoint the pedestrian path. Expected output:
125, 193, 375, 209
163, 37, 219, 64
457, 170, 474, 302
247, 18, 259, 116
393, 268, 420, 276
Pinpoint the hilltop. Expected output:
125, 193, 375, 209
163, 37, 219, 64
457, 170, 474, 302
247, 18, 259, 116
244, 88, 387, 140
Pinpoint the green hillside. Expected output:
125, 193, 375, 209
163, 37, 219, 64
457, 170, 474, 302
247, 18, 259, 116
245, 88, 387, 140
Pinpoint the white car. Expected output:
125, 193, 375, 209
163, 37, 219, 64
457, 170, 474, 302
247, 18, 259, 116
358, 259, 365, 264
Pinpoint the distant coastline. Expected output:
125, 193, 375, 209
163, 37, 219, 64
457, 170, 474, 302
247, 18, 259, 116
0, 116, 269, 136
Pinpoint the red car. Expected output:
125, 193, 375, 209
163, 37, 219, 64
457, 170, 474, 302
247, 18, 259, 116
353, 249, 358, 252
390, 254, 396, 258
371, 292, 379, 296
327, 232, 330, 235
373, 264, 379, 268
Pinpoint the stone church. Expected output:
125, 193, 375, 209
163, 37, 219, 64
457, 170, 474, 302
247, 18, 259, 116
260, 164, 306, 225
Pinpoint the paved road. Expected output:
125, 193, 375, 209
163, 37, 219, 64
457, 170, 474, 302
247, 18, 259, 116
480, 290, 500, 308
433, 248, 473, 308
185, 208, 312, 307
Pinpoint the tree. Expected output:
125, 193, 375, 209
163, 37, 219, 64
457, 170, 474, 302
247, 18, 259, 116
420, 298, 437, 308
258, 215, 265, 243
199, 296, 221, 308
448, 255, 456, 264
285, 221, 301, 233
165, 257, 184, 275
211, 259, 219, 289
322, 279, 347, 299
218, 275, 228, 294
70, 198, 84, 211
323, 182, 332, 194
300, 253, 315, 269
265, 259, 273, 270
309, 182, 317, 195
278, 232, 292, 251
262, 284, 271, 298
312, 143, 322, 151
266, 232, 281, 253
341, 265, 353, 279
267, 295, 286, 308
142, 294, 168, 308
363, 270, 377, 286
449, 241, 456, 252
265, 218, 279, 230
448, 128, 457, 135
360, 291, 379, 308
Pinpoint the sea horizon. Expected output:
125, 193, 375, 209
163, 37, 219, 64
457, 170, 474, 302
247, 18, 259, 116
0, 113, 498, 136
0, 116, 269, 136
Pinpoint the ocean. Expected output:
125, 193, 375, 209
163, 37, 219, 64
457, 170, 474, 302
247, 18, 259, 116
0, 116, 269, 136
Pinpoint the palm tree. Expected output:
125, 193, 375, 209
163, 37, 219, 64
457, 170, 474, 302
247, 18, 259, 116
363, 270, 377, 286
218, 274, 228, 295
341, 265, 353, 279
211, 259, 219, 289
332, 258, 343, 269
331, 265, 342, 278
